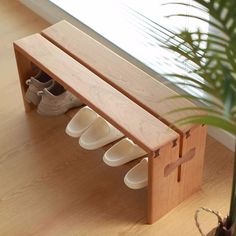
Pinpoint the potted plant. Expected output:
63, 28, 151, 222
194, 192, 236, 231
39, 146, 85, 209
158, 0, 235, 235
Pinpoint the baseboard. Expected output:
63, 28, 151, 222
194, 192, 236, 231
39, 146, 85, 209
208, 127, 235, 152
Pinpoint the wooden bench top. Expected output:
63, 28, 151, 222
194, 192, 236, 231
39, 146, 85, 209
41, 20, 202, 134
14, 34, 178, 153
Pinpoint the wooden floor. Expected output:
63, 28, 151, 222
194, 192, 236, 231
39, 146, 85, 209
0, 1, 234, 235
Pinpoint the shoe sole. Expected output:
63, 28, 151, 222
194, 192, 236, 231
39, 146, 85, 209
37, 101, 82, 116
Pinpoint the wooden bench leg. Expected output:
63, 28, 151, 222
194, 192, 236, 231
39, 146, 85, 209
147, 139, 180, 224
147, 125, 207, 224
14, 48, 34, 112
178, 125, 207, 200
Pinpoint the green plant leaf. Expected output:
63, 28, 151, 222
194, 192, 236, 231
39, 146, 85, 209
166, 14, 226, 34
163, 0, 236, 228
176, 115, 236, 136
165, 106, 222, 116
163, 94, 224, 110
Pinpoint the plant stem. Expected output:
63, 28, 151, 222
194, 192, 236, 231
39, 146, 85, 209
229, 138, 236, 235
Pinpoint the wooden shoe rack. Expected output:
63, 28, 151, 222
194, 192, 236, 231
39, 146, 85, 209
14, 20, 207, 224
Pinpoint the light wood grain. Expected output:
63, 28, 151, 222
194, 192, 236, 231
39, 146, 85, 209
42, 20, 204, 134
14, 33, 178, 153
1, 1, 232, 235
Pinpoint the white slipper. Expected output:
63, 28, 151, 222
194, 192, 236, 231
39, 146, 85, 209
124, 157, 148, 189
65, 106, 99, 138
79, 117, 124, 150
103, 138, 146, 167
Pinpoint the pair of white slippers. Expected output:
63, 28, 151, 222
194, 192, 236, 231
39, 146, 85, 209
66, 106, 148, 189
66, 106, 124, 149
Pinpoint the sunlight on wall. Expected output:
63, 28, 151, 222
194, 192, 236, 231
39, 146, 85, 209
50, 0, 209, 96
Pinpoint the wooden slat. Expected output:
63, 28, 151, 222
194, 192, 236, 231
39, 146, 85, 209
14, 34, 178, 153
41, 20, 203, 134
